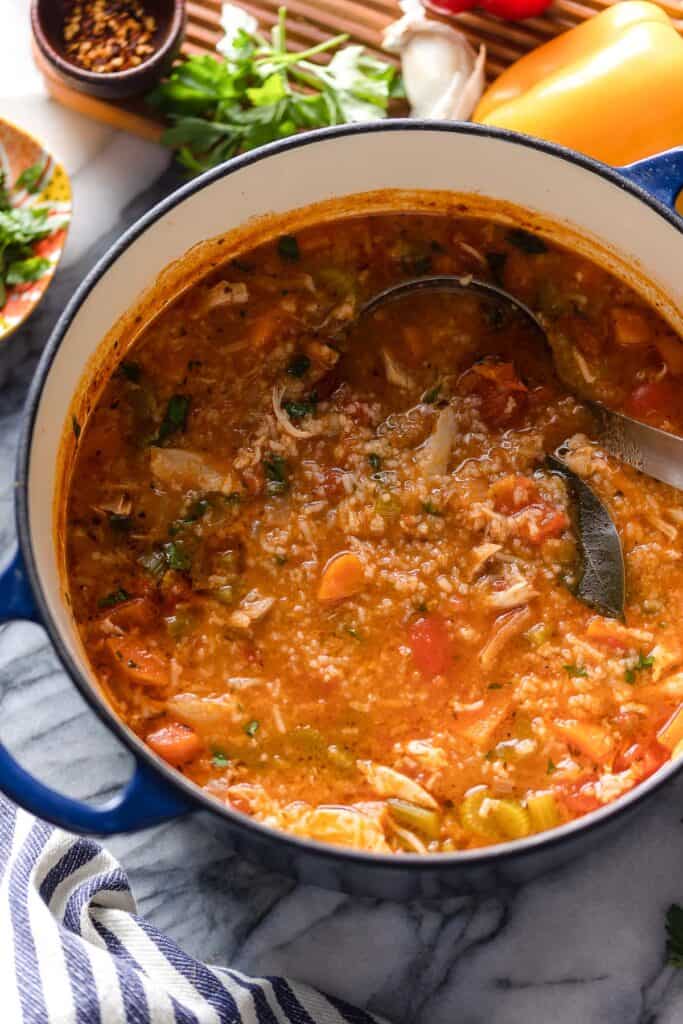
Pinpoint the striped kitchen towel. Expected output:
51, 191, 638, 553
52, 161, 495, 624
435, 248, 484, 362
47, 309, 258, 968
0, 795, 384, 1024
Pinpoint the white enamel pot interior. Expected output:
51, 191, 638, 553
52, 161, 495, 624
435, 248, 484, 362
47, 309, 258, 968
14, 123, 683, 880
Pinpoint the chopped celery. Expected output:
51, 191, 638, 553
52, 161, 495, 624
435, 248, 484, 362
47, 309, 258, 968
387, 798, 441, 840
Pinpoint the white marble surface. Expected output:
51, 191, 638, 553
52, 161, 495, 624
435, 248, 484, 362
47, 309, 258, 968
3, 6, 683, 1021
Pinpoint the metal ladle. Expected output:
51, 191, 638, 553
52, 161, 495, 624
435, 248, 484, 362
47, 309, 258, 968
353, 273, 681, 619
358, 273, 683, 490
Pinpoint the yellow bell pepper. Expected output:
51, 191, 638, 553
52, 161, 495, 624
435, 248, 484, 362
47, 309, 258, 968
473, 2, 683, 166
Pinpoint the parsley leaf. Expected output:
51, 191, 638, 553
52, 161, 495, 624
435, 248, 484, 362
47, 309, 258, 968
147, 9, 401, 174
422, 382, 441, 404
506, 229, 547, 255
624, 650, 655, 683
245, 719, 260, 737
563, 663, 588, 678
154, 394, 190, 445
263, 453, 288, 495
15, 163, 43, 194
277, 235, 300, 262
6, 256, 50, 285
212, 750, 230, 768
547, 759, 556, 775
287, 354, 310, 378
98, 588, 131, 609
162, 540, 192, 572
422, 500, 443, 517
283, 399, 314, 419
666, 904, 683, 967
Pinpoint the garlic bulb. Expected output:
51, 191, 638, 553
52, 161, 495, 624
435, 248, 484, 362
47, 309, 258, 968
383, 0, 486, 121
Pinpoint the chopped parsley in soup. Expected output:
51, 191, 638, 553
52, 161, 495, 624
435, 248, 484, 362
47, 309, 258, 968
66, 212, 683, 854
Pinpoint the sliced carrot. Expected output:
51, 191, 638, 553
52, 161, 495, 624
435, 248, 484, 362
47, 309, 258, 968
105, 637, 169, 687
609, 307, 651, 348
585, 617, 641, 651
657, 704, 683, 751
317, 552, 365, 604
146, 722, 202, 766
554, 719, 614, 764
453, 692, 513, 748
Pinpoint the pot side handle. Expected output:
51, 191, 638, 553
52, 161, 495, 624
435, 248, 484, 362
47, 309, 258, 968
0, 545, 194, 834
619, 147, 683, 212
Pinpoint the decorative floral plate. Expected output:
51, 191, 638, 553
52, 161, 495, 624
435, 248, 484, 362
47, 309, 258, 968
0, 117, 72, 341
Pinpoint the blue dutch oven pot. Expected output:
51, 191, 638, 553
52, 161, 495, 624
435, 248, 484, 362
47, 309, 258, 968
0, 124, 681, 898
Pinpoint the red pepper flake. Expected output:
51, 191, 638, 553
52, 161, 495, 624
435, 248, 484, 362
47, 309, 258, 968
63, 0, 157, 73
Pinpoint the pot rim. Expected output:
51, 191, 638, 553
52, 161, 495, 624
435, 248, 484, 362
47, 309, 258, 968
17, 120, 683, 869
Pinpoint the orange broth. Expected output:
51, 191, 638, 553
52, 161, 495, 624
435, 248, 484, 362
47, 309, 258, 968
65, 212, 683, 853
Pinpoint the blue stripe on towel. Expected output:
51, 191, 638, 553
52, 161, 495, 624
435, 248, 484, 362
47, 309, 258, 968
38, 837, 100, 905
10, 820, 52, 1024
135, 913, 242, 1022
92, 916, 152, 1024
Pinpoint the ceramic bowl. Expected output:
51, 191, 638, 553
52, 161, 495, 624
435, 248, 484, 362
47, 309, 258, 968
30, 0, 186, 101
0, 117, 71, 342
1, 124, 682, 898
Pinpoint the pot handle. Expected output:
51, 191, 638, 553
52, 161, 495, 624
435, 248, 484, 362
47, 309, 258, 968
0, 545, 194, 834
619, 147, 683, 212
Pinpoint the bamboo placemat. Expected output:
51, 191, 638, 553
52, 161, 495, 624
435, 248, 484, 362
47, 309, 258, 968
34, 0, 683, 142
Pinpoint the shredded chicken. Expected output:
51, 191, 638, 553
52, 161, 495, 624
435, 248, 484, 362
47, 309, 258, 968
418, 405, 456, 477
480, 605, 533, 670
227, 590, 275, 631
357, 761, 438, 809
468, 542, 502, 580
272, 383, 317, 440
192, 280, 249, 317
150, 448, 238, 495
484, 579, 538, 610
93, 495, 132, 516
382, 349, 415, 390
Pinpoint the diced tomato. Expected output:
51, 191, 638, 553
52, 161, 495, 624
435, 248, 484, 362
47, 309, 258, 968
408, 614, 453, 678
472, 361, 527, 393
515, 505, 570, 545
322, 469, 346, 502
470, 361, 529, 428
624, 380, 677, 422
146, 722, 202, 766
241, 464, 264, 497
613, 740, 668, 776
491, 475, 540, 513
561, 781, 602, 815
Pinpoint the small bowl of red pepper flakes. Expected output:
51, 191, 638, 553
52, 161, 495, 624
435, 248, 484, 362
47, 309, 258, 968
31, 0, 186, 100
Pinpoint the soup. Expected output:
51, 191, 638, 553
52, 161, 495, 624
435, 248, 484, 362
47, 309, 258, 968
65, 211, 683, 854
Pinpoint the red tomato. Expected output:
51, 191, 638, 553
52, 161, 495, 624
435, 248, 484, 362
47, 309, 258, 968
491, 474, 540, 513
425, 0, 551, 16
408, 614, 453, 678
560, 781, 602, 815
614, 741, 668, 777
481, 0, 552, 17
515, 505, 570, 545
624, 380, 677, 421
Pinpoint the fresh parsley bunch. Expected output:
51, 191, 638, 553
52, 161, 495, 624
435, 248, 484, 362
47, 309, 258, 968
147, 5, 402, 175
